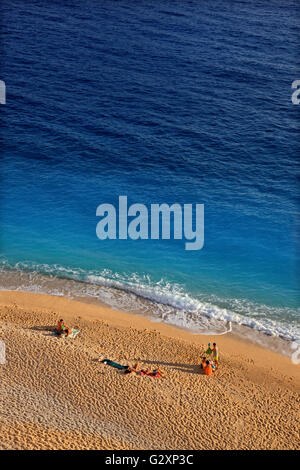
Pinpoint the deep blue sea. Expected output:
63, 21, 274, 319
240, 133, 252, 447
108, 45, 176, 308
1, 0, 299, 345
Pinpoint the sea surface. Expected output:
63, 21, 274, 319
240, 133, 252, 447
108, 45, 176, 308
1, 0, 299, 350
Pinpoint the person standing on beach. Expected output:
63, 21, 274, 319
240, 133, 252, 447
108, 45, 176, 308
212, 343, 219, 367
205, 343, 212, 358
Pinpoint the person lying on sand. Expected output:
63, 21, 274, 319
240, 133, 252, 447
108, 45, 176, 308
140, 367, 165, 378
124, 363, 165, 378
100, 359, 166, 378
124, 363, 140, 375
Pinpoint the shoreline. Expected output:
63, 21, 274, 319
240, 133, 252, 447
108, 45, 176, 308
0, 289, 298, 370
0, 290, 299, 450
0, 265, 298, 355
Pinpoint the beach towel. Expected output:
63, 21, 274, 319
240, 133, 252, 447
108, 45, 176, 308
101, 359, 128, 370
52, 328, 80, 339
69, 328, 80, 339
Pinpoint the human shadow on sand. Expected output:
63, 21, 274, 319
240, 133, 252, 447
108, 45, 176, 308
28, 325, 57, 336
140, 360, 201, 375
30, 325, 54, 332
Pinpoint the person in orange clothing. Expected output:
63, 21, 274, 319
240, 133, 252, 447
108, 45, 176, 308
204, 360, 213, 375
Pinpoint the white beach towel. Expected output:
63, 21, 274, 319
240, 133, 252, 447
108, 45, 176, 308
69, 328, 80, 339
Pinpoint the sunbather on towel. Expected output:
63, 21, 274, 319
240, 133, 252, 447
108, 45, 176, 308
150, 368, 165, 378
124, 363, 140, 375
100, 358, 131, 370
140, 367, 165, 378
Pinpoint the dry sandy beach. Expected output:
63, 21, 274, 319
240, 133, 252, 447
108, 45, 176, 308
0, 290, 299, 450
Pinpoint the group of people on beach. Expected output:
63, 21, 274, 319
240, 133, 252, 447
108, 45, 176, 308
200, 343, 219, 375
55, 319, 219, 377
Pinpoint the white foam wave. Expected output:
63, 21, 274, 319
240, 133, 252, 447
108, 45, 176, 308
0, 259, 299, 343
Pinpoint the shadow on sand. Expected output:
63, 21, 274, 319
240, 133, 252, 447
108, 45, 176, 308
30, 325, 54, 332
142, 360, 202, 375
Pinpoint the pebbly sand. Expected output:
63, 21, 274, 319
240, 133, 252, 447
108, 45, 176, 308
0, 290, 299, 450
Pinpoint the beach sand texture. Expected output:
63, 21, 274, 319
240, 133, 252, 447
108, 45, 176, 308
0, 291, 299, 450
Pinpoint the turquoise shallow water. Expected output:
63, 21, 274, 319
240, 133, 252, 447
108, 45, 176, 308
0, 0, 299, 343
